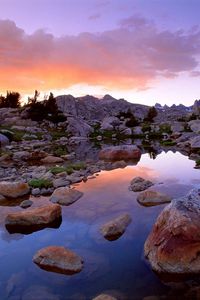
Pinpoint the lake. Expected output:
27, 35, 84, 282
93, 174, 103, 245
0, 151, 199, 299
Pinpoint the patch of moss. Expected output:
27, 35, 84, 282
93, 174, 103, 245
28, 178, 53, 189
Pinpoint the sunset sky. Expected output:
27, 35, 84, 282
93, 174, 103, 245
0, 0, 200, 105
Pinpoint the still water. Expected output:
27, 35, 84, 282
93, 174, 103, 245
0, 151, 199, 299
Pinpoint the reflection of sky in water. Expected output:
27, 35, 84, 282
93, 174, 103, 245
137, 151, 198, 185
0, 151, 199, 299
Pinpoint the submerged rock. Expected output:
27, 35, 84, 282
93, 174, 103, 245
144, 189, 200, 276
99, 145, 141, 161
33, 246, 83, 275
5, 204, 62, 234
130, 177, 153, 192
50, 187, 83, 206
137, 190, 172, 206
101, 214, 132, 241
0, 181, 30, 198
22, 285, 60, 300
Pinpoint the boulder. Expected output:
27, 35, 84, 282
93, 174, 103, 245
144, 189, 200, 276
33, 246, 83, 275
0, 181, 30, 198
101, 214, 132, 241
137, 190, 172, 206
41, 156, 64, 164
5, 204, 62, 233
130, 177, 153, 192
50, 187, 83, 206
99, 145, 141, 161
190, 136, 200, 149
188, 120, 200, 132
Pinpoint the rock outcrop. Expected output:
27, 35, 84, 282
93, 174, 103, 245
99, 145, 141, 161
101, 214, 132, 241
5, 204, 62, 233
0, 181, 30, 198
144, 189, 200, 276
33, 246, 83, 275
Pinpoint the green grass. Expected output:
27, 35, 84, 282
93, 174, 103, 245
49, 166, 72, 175
160, 140, 176, 146
52, 145, 68, 157
49, 162, 86, 175
28, 178, 53, 189
196, 159, 200, 166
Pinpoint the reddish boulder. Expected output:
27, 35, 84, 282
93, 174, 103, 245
33, 246, 83, 275
144, 189, 200, 276
99, 145, 141, 161
5, 204, 62, 233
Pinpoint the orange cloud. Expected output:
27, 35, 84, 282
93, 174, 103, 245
0, 17, 200, 94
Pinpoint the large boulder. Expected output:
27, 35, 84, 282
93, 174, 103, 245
33, 246, 83, 275
188, 120, 200, 132
137, 190, 172, 207
0, 181, 30, 198
67, 116, 93, 137
144, 189, 200, 276
99, 145, 141, 161
100, 116, 120, 131
130, 177, 153, 192
101, 214, 132, 241
5, 204, 62, 233
50, 187, 83, 206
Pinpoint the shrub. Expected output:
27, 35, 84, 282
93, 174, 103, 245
196, 159, 200, 166
0, 91, 21, 108
28, 178, 53, 189
144, 106, 157, 122
26, 91, 66, 123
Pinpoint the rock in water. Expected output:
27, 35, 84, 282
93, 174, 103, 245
101, 214, 132, 241
5, 204, 62, 234
0, 181, 30, 198
20, 199, 33, 209
130, 177, 153, 192
137, 190, 172, 207
99, 145, 141, 161
144, 189, 200, 276
50, 187, 83, 206
33, 246, 83, 275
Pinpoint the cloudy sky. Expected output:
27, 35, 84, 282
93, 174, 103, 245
0, 0, 200, 105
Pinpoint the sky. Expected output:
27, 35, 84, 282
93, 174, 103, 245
0, 0, 200, 106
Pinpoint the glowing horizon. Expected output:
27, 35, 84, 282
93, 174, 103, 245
0, 0, 200, 106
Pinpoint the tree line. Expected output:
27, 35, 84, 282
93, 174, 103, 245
0, 90, 66, 123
